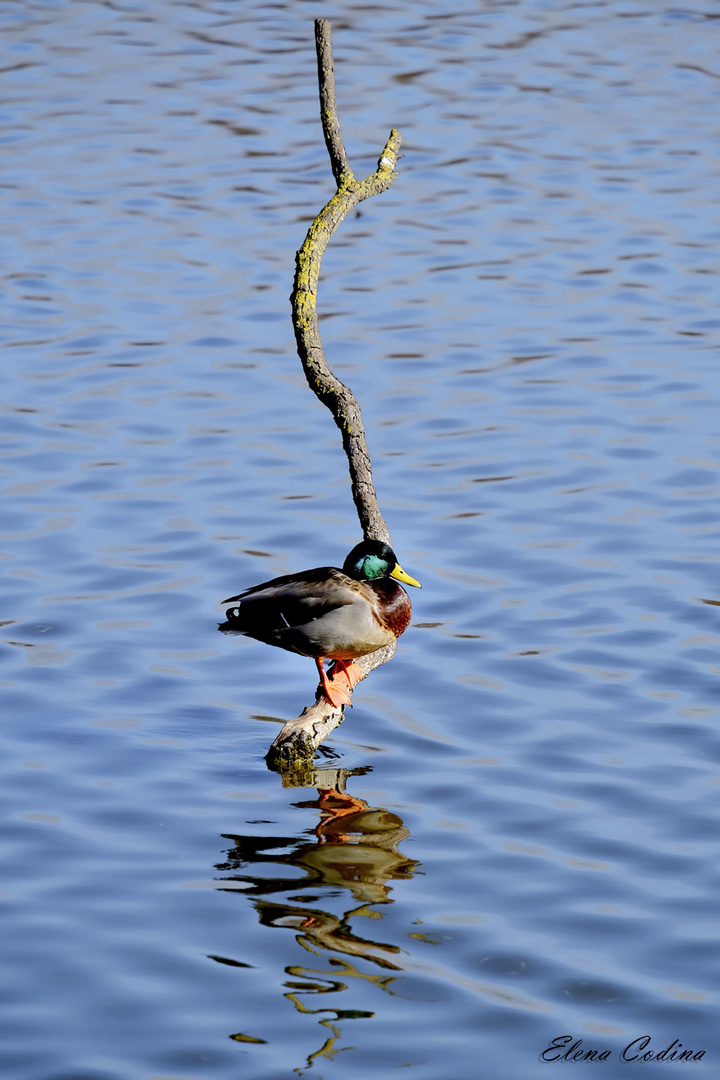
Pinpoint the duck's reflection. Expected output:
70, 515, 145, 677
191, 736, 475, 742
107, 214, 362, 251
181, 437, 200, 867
211, 766, 418, 1068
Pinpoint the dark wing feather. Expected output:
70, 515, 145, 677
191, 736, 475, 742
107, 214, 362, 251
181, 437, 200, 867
219, 567, 357, 655
222, 566, 338, 605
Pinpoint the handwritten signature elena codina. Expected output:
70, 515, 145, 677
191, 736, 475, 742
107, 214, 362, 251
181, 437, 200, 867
541, 1036, 706, 1063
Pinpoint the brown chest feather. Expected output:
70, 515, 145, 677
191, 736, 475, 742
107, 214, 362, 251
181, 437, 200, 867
370, 579, 412, 638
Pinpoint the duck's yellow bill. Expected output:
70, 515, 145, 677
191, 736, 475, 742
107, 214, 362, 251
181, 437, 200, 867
391, 563, 422, 588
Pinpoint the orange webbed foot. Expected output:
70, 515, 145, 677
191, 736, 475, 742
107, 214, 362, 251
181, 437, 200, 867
319, 660, 363, 709
315, 657, 353, 709
323, 679, 353, 709
330, 659, 364, 693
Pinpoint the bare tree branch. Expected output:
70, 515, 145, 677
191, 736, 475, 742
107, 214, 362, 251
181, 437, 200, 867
314, 18, 352, 184
266, 19, 402, 769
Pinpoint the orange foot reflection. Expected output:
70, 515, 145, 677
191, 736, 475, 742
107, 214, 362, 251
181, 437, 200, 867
315, 787, 368, 843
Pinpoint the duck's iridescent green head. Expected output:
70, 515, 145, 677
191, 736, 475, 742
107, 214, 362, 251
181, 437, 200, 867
343, 540, 421, 588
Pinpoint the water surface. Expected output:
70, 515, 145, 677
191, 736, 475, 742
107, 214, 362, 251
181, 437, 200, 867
1, 2, 719, 1078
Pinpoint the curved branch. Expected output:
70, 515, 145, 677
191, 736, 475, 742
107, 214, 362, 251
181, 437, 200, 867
291, 139, 400, 542
266, 19, 402, 769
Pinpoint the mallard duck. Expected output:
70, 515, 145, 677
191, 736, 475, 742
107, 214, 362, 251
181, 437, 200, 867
218, 539, 421, 708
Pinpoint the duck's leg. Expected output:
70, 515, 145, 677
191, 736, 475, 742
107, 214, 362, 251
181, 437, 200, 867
329, 658, 364, 692
315, 656, 352, 709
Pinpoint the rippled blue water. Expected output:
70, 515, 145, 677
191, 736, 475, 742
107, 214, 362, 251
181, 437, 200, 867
2, 2, 719, 1078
